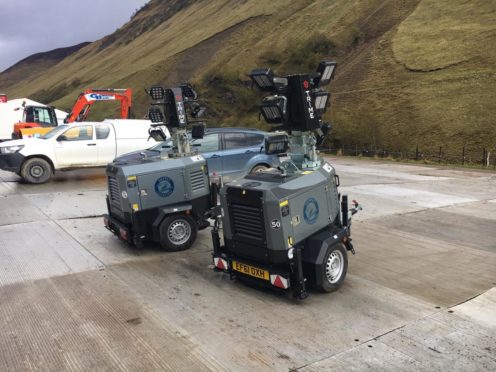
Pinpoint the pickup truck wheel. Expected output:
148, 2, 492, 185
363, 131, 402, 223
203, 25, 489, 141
159, 214, 197, 251
20, 158, 52, 184
250, 164, 269, 174
315, 243, 348, 293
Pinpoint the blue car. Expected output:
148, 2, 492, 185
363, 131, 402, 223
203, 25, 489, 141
115, 127, 280, 180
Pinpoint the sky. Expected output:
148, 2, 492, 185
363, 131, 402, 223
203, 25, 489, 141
0, 0, 149, 72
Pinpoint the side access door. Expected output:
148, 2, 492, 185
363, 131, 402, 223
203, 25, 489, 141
54, 124, 98, 167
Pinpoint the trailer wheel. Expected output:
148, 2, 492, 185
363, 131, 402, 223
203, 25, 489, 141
159, 214, 197, 251
20, 157, 52, 184
316, 243, 348, 293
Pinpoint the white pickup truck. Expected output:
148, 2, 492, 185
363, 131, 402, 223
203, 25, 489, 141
0, 119, 169, 184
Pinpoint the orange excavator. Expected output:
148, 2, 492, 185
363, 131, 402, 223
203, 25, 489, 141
12, 88, 133, 139
64, 88, 132, 123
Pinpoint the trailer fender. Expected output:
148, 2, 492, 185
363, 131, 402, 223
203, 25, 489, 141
151, 203, 192, 240
301, 227, 343, 287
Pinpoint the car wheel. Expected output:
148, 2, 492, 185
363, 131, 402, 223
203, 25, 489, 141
250, 164, 269, 174
20, 158, 52, 184
315, 243, 348, 293
159, 214, 197, 251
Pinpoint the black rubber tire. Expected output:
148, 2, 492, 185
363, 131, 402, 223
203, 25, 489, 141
20, 157, 52, 184
250, 164, 269, 174
158, 214, 197, 251
315, 243, 348, 293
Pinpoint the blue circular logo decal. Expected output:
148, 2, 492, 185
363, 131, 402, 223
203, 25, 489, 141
155, 176, 174, 197
303, 197, 319, 225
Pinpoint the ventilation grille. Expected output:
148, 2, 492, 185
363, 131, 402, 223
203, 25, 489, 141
107, 176, 121, 211
190, 169, 205, 192
230, 203, 264, 242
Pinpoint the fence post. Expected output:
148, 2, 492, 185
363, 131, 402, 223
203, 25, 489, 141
438, 146, 442, 164
482, 148, 486, 166
355, 144, 358, 157
462, 146, 465, 166
415, 144, 419, 161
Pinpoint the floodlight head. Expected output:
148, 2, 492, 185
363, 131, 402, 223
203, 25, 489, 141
180, 83, 197, 100
191, 123, 205, 140
264, 133, 289, 155
149, 86, 165, 100
313, 90, 331, 115
315, 61, 337, 87
248, 68, 276, 92
148, 126, 168, 142
260, 95, 287, 124
190, 102, 206, 118
148, 107, 164, 123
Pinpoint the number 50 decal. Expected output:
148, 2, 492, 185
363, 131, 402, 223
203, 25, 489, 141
271, 219, 281, 229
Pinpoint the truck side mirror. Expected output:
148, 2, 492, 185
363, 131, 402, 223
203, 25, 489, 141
57, 135, 67, 141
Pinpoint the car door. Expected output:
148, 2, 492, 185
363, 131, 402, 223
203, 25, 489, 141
192, 132, 221, 176
96, 123, 116, 164
221, 132, 264, 178
54, 124, 98, 167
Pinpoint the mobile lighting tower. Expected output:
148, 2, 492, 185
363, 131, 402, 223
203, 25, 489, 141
104, 84, 212, 251
211, 62, 361, 299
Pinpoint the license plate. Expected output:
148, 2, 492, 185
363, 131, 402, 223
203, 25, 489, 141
232, 260, 269, 281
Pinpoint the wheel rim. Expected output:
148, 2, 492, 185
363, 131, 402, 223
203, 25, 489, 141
252, 166, 266, 173
325, 250, 344, 284
29, 165, 44, 178
168, 220, 191, 245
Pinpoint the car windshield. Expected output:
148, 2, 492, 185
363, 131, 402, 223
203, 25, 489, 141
41, 125, 69, 139
148, 133, 199, 151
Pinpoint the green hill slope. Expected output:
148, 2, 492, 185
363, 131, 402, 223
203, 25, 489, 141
1, 0, 494, 159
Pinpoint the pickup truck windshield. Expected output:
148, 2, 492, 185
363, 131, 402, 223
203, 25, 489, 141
42, 125, 69, 139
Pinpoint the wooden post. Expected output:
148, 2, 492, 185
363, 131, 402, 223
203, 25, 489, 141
415, 144, 419, 161
438, 146, 442, 164
462, 146, 465, 166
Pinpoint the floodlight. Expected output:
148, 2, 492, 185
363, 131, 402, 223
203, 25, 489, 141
248, 68, 275, 91
315, 61, 337, 86
148, 126, 167, 142
316, 123, 332, 146
264, 133, 289, 155
191, 123, 205, 140
148, 107, 164, 123
191, 102, 206, 118
149, 86, 165, 100
260, 95, 287, 124
180, 83, 197, 100
313, 90, 330, 115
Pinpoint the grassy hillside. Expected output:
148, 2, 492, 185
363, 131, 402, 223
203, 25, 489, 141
1, 0, 494, 159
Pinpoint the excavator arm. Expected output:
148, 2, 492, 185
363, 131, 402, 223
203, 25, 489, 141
65, 88, 132, 123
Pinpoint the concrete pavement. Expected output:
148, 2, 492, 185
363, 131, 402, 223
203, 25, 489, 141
0, 159, 494, 371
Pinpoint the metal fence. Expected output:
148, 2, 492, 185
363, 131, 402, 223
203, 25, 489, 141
319, 144, 496, 169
